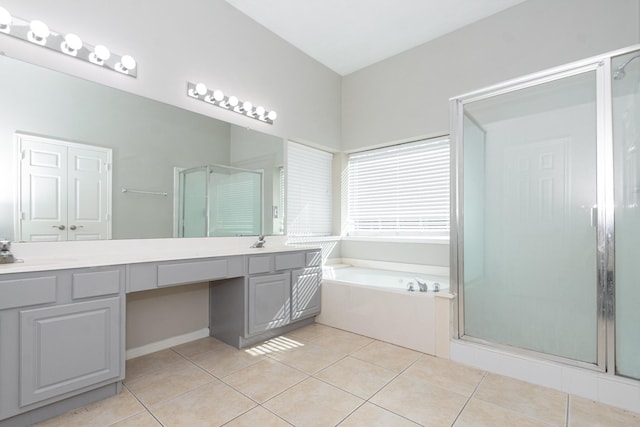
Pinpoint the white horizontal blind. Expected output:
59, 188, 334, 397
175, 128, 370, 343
347, 137, 450, 236
287, 141, 333, 236
211, 169, 262, 237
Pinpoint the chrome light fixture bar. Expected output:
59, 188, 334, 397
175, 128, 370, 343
0, 6, 137, 77
187, 81, 277, 125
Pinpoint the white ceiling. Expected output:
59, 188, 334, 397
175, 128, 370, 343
224, 0, 527, 76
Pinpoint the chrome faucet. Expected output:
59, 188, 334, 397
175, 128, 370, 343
0, 239, 16, 264
415, 277, 428, 292
250, 235, 266, 248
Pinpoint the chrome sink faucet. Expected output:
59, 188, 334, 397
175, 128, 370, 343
250, 235, 266, 248
0, 238, 16, 264
415, 277, 428, 292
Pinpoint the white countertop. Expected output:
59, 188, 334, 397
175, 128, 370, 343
0, 236, 319, 274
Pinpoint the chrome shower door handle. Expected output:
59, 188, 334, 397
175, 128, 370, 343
52, 225, 65, 230
591, 205, 598, 228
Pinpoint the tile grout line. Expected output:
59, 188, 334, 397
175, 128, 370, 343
448, 371, 488, 426
120, 382, 167, 427
332, 351, 432, 425
565, 394, 571, 427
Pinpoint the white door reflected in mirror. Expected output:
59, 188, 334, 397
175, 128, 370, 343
17, 134, 112, 242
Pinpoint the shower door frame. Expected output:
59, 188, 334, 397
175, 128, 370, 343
449, 45, 640, 374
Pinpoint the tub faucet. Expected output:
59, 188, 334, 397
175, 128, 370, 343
415, 277, 428, 292
0, 239, 16, 264
251, 235, 266, 248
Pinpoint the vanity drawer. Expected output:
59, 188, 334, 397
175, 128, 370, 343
306, 251, 322, 267
0, 276, 57, 310
248, 255, 272, 275
158, 259, 228, 287
72, 269, 122, 299
275, 253, 305, 271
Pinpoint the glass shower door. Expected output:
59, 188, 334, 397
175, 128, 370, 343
459, 70, 600, 365
612, 50, 640, 380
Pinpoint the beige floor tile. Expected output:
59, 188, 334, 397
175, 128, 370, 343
285, 323, 338, 341
568, 395, 640, 427
246, 335, 308, 357
310, 328, 374, 354
474, 373, 567, 426
171, 336, 230, 358
34, 388, 145, 427
109, 411, 162, 427
125, 349, 187, 382
150, 381, 256, 427
190, 344, 265, 378
350, 340, 422, 373
315, 356, 397, 399
405, 355, 485, 397
370, 371, 467, 426
124, 362, 215, 406
338, 402, 421, 426
264, 378, 364, 427
223, 358, 308, 403
268, 340, 346, 374
225, 406, 292, 426
454, 398, 553, 427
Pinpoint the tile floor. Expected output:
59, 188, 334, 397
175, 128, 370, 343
35, 324, 640, 427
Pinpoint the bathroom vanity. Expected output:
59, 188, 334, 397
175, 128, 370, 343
0, 238, 321, 426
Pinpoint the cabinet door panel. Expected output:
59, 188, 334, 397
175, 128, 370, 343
19, 297, 121, 406
291, 268, 321, 320
248, 273, 290, 334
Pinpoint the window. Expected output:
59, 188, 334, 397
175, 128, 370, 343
286, 141, 333, 236
347, 137, 449, 237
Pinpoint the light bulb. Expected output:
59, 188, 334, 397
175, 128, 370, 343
120, 55, 136, 70
267, 111, 277, 121
195, 83, 207, 96
115, 55, 137, 74
189, 83, 207, 98
61, 33, 82, 55
213, 90, 224, 102
255, 106, 266, 117
89, 44, 111, 65
94, 45, 111, 61
228, 96, 239, 107
0, 7, 11, 30
242, 101, 253, 114
28, 20, 49, 44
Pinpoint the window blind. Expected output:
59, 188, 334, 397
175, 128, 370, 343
347, 137, 450, 236
287, 141, 333, 236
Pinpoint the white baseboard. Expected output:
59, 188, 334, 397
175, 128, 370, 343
450, 339, 640, 414
126, 328, 210, 360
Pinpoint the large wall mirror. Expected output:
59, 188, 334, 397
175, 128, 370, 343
0, 54, 285, 242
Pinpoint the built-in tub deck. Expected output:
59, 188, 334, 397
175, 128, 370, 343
317, 264, 454, 357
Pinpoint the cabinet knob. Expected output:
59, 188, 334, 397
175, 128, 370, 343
69, 225, 84, 230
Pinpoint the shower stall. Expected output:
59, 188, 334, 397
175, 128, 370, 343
450, 45, 640, 380
178, 164, 263, 237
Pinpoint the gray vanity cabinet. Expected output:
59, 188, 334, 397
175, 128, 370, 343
19, 297, 121, 406
291, 267, 322, 320
0, 266, 124, 423
210, 249, 322, 348
247, 273, 291, 334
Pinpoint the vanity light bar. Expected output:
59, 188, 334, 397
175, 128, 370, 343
0, 6, 137, 77
187, 81, 277, 125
